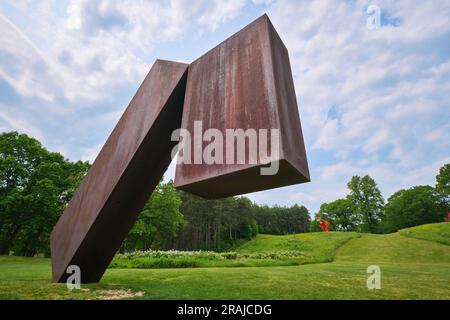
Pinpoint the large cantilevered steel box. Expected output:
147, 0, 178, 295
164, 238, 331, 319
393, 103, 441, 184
174, 15, 309, 198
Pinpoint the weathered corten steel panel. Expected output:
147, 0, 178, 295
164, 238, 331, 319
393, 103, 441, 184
50, 60, 188, 283
174, 15, 310, 198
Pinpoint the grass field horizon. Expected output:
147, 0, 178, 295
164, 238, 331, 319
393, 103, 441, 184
1, 222, 449, 300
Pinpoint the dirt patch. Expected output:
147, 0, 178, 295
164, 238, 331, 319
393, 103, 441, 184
95, 289, 145, 300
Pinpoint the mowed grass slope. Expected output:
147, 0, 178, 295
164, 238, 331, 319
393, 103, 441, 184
0, 223, 449, 299
399, 222, 450, 246
237, 232, 360, 263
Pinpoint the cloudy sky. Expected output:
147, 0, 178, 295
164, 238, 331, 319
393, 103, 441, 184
1, 0, 449, 213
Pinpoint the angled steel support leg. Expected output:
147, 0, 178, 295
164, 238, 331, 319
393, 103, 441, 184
50, 60, 188, 283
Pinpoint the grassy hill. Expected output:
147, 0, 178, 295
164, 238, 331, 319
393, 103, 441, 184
0, 223, 449, 299
236, 232, 359, 263
399, 223, 450, 246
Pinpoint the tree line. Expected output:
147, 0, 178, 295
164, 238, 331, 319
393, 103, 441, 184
163, 193, 310, 251
1, 131, 448, 256
314, 165, 449, 234
123, 182, 310, 252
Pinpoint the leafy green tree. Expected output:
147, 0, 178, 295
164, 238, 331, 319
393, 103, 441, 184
235, 197, 257, 239
0, 132, 90, 256
347, 175, 384, 233
123, 180, 184, 251
436, 163, 450, 210
319, 198, 355, 231
384, 186, 446, 232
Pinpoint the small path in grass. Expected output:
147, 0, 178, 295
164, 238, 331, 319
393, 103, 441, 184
399, 222, 450, 246
335, 232, 450, 265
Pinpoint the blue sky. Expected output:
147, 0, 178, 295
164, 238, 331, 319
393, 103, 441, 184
0, 0, 449, 213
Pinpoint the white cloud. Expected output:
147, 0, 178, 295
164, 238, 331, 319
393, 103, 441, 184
194, 0, 247, 31
0, 13, 56, 102
0, 105, 47, 142
0, 0, 253, 104
81, 143, 103, 162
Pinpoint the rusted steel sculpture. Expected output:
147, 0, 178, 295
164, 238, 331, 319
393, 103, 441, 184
174, 14, 309, 198
50, 60, 188, 283
51, 14, 309, 283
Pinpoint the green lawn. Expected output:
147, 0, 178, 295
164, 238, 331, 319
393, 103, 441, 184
1, 223, 449, 300
399, 222, 450, 246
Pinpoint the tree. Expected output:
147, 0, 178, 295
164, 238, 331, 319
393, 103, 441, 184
255, 204, 310, 235
0, 132, 90, 256
318, 198, 355, 231
347, 175, 384, 233
234, 197, 258, 239
167, 192, 259, 251
122, 180, 184, 251
436, 163, 450, 210
383, 186, 446, 232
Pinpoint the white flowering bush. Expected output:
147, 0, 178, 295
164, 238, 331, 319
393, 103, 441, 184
238, 251, 304, 259
116, 250, 232, 260
115, 250, 303, 260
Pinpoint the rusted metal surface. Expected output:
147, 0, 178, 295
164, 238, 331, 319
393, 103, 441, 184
51, 14, 310, 283
174, 15, 310, 198
50, 60, 188, 283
